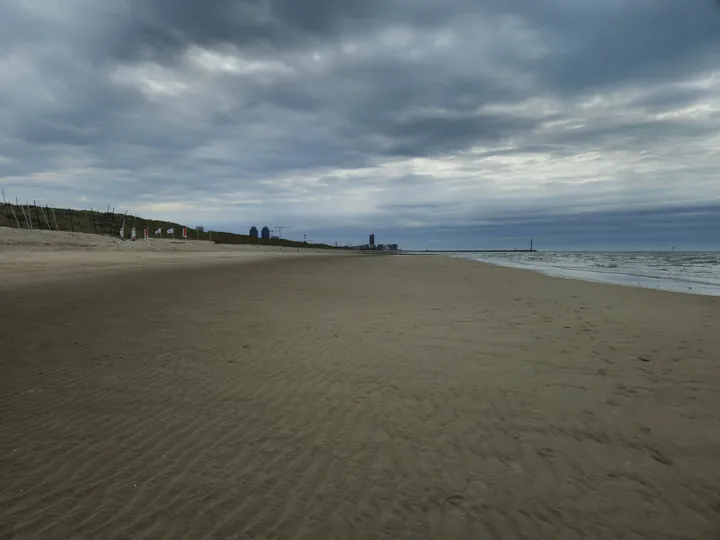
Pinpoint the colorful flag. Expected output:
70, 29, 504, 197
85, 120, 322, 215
119, 226, 124, 238
144, 227, 149, 239
131, 227, 136, 241
182, 227, 187, 239
155, 228, 161, 236
167, 227, 174, 235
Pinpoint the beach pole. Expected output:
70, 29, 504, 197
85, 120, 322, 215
17, 198, 29, 229
39, 203, 51, 230
11, 201, 19, 229
33, 201, 44, 229
26, 202, 33, 229
68, 209, 74, 232
10, 197, 20, 228
0, 191, 6, 226
42, 206, 52, 230
48, 205, 59, 231
2, 191, 20, 228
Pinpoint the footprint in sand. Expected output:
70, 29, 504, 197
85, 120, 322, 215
444, 494, 466, 507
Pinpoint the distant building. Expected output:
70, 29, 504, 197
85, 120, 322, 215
369, 233, 375, 246
261, 226, 271, 240
249, 226, 258, 239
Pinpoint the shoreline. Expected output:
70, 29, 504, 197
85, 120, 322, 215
448, 252, 720, 297
2, 250, 719, 538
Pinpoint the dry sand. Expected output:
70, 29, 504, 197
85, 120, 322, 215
0, 228, 336, 287
1, 235, 720, 539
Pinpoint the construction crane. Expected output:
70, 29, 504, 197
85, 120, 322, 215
273, 226, 286, 238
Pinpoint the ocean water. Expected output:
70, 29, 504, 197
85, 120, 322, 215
453, 251, 720, 296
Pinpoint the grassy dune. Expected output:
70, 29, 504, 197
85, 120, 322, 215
0, 202, 334, 249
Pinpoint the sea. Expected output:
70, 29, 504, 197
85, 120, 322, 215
452, 251, 720, 296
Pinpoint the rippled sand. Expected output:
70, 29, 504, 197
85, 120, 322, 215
1, 248, 719, 539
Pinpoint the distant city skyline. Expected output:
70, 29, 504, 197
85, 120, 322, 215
199, 203, 717, 252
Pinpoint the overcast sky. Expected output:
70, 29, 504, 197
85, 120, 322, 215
2, 0, 720, 249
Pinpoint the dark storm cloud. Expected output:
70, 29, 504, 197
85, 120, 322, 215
2, 0, 720, 247
379, 112, 541, 157
97, 0, 401, 68
462, 1, 718, 92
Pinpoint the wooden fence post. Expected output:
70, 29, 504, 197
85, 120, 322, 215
26, 202, 33, 229
39, 203, 52, 230
2, 191, 20, 228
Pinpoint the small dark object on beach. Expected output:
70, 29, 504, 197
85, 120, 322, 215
652, 452, 673, 466
639, 357, 650, 362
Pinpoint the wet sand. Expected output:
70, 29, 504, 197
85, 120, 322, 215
1, 251, 719, 539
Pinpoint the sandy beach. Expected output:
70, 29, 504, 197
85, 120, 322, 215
1, 232, 719, 539
0, 228, 336, 287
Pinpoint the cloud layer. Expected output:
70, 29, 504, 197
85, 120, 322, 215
2, 0, 720, 246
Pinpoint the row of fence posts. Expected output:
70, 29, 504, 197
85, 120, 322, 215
1, 190, 61, 232
0, 190, 119, 235
1, 191, 206, 241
